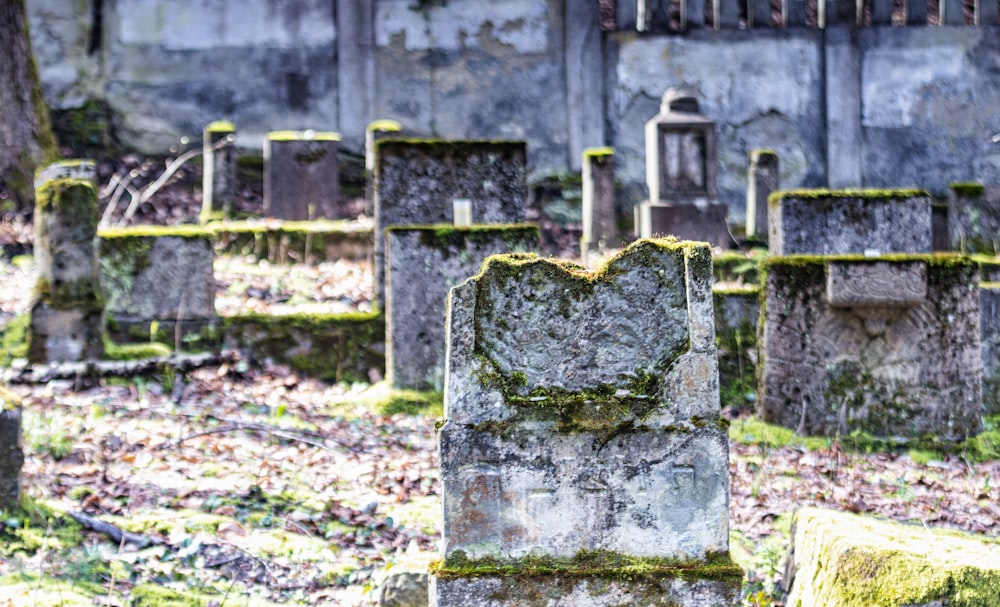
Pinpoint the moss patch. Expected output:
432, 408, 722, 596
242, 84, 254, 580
267, 130, 340, 142
949, 182, 985, 197
769, 188, 928, 206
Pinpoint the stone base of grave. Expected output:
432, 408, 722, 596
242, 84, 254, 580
431, 574, 742, 607
784, 508, 1000, 606
0, 404, 24, 508
640, 201, 730, 248
106, 319, 222, 351
28, 303, 105, 363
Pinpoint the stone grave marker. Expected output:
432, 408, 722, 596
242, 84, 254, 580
264, 130, 341, 221
29, 178, 105, 362
99, 226, 216, 342
0, 389, 23, 509
201, 121, 237, 221
372, 139, 527, 310
580, 147, 616, 259
948, 182, 1000, 254
745, 149, 778, 240
34, 159, 97, 188
980, 283, 1000, 416
385, 225, 539, 392
431, 238, 741, 606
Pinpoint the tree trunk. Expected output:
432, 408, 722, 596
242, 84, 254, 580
0, 0, 58, 214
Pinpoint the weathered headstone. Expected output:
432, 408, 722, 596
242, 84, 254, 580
0, 389, 23, 509
385, 225, 539, 391
636, 89, 729, 248
365, 120, 403, 216
201, 121, 237, 221
34, 159, 97, 188
29, 178, 105, 363
431, 239, 742, 606
768, 189, 932, 255
580, 147, 616, 259
372, 139, 527, 309
981, 283, 1000, 416
264, 130, 341, 221
99, 226, 216, 341
760, 255, 982, 439
745, 149, 778, 239
947, 182, 1000, 254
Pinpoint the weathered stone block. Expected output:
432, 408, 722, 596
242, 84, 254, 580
201, 121, 237, 220
434, 239, 738, 606
0, 390, 24, 509
768, 189, 932, 256
264, 130, 341, 221
948, 182, 1000, 254
745, 149, 778, 239
99, 227, 216, 322
28, 305, 105, 362
385, 225, 538, 391
760, 255, 982, 439
639, 200, 730, 248
980, 283, 1000, 416
580, 147, 616, 257
784, 507, 1000, 607
34, 159, 97, 188
372, 139, 527, 308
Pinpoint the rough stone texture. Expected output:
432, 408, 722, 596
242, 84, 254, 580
948, 184, 1000, 254
378, 571, 428, 607
264, 132, 341, 221
769, 190, 932, 256
714, 288, 759, 411
745, 150, 778, 239
201, 121, 237, 219
431, 576, 741, 607
0, 397, 24, 509
783, 507, 1000, 607
98, 230, 216, 323
34, 159, 96, 188
641, 201, 731, 248
372, 139, 527, 309
580, 148, 616, 258
30, 178, 104, 363
981, 285, 1000, 416
434, 238, 737, 606
385, 226, 539, 392
760, 256, 982, 439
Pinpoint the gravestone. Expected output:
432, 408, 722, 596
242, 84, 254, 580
948, 182, 1000, 254
385, 225, 539, 391
431, 239, 742, 606
0, 389, 23, 509
99, 226, 216, 341
264, 130, 341, 221
768, 189, 932, 255
372, 139, 527, 310
365, 120, 402, 216
201, 121, 237, 221
760, 255, 982, 439
29, 178, 105, 363
981, 283, 1000, 416
34, 159, 97, 188
636, 89, 729, 248
580, 147, 616, 259
745, 149, 778, 239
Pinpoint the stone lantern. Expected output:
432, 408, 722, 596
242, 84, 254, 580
637, 88, 729, 247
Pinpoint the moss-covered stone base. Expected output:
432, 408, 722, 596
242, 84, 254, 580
784, 507, 1000, 607
0, 398, 23, 509
210, 220, 372, 263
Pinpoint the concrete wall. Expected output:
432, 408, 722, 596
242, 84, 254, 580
26, 0, 1000, 222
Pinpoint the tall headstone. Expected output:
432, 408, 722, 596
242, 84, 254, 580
432, 239, 742, 606
386, 225, 538, 392
29, 178, 105, 363
264, 130, 341, 221
365, 120, 402, 217
372, 139, 527, 310
201, 121, 237, 221
637, 89, 730, 248
745, 149, 778, 239
0, 389, 23, 509
580, 147, 616, 260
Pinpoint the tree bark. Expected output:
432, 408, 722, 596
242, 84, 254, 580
0, 0, 58, 214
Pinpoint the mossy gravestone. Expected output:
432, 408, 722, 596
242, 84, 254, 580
29, 178, 104, 362
264, 130, 341, 221
0, 389, 23, 509
372, 139, 527, 310
385, 225, 539, 392
431, 239, 742, 606
784, 508, 1000, 606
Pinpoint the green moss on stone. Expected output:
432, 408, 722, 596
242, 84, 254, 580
582, 146, 614, 158
950, 182, 985, 197
35, 179, 98, 232
99, 225, 213, 240
205, 120, 235, 133
267, 130, 340, 142
394, 224, 539, 258
769, 188, 928, 207
367, 119, 401, 133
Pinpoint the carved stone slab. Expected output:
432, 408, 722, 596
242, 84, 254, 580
826, 261, 927, 308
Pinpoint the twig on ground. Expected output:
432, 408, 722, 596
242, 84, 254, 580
154, 420, 339, 453
67, 511, 159, 549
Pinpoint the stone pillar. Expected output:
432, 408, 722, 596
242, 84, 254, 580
432, 239, 742, 606
365, 120, 402, 216
264, 130, 341, 221
29, 178, 104, 363
201, 121, 236, 222
745, 149, 778, 239
0, 389, 23, 509
34, 159, 97, 188
386, 225, 538, 391
947, 182, 1000, 254
580, 147, 616, 260
824, 27, 863, 189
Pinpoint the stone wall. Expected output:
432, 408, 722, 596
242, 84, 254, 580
27, 1, 1000, 221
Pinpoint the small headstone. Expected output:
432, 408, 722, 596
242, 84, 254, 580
99, 226, 216, 340
34, 159, 97, 188
372, 139, 527, 309
768, 189, 932, 255
366, 120, 403, 216
385, 225, 538, 391
432, 239, 741, 606
644, 200, 730, 247
201, 121, 237, 221
745, 149, 778, 239
580, 147, 616, 259
264, 130, 341, 221
0, 390, 23, 509
947, 182, 1000, 254
29, 178, 105, 362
